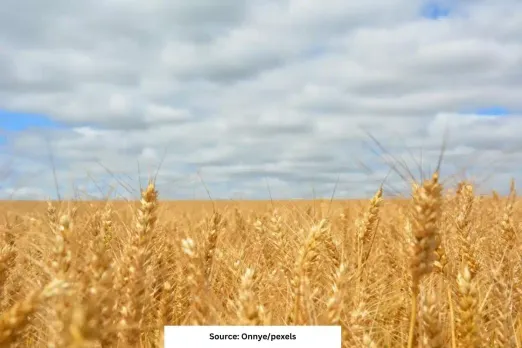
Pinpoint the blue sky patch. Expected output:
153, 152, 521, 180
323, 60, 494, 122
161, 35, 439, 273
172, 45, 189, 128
0, 111, 65, 146
474, 106, 510, 116
0, 111, 64, 131
421, 3, 451, 19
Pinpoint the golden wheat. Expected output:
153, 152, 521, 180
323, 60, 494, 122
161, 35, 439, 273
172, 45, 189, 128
0, 177, 520, 347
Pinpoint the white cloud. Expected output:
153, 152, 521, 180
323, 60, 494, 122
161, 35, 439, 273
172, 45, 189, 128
1, 0, 522, 199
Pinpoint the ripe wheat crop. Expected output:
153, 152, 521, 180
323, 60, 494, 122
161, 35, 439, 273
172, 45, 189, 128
0, 175, 521, 347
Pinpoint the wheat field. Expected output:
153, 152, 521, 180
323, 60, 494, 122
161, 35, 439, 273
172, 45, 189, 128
0, 173, 520, 347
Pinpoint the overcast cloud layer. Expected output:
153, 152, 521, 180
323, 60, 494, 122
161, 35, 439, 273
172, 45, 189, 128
1, 0, 522, 200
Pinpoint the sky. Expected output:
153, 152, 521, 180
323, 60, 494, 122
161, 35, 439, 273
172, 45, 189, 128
1, 0, 522, 200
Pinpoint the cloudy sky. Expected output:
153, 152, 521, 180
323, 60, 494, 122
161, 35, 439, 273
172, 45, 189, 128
0, 0, 521, 200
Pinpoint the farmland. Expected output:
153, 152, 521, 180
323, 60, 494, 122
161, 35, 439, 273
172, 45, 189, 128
0, 175, 520, 347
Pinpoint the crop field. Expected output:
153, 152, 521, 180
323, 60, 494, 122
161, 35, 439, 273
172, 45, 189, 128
0, 173, 521, 347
